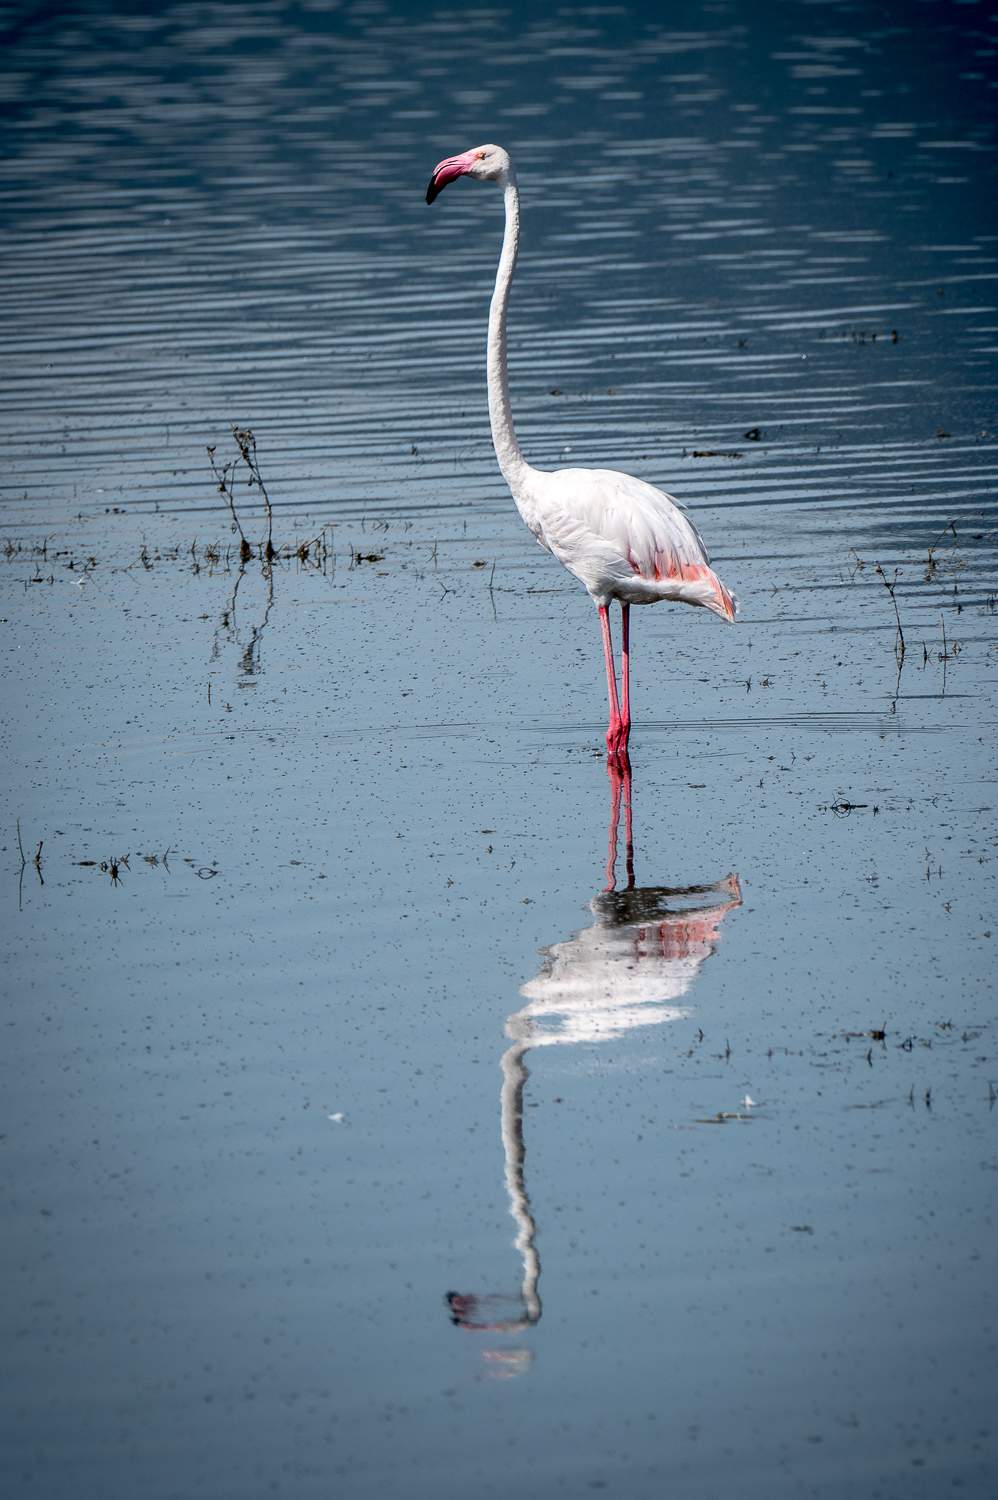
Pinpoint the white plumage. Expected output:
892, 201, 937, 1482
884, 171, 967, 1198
513, 874, 742, 1046
521, 465, 735, 616
427, 144, 737, 759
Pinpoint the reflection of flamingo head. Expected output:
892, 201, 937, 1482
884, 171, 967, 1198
445, 1291, 539, 1333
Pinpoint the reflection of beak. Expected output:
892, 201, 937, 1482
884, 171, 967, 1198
426, 150, 479, 204
445, 1291, 538, 1332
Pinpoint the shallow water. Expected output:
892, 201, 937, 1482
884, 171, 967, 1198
2, 1, 997, 1496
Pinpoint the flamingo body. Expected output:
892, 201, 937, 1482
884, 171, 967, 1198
515, 464, 735, 618
426, 144, 737, 759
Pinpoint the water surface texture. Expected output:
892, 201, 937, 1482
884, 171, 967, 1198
2, 1, 997, 1496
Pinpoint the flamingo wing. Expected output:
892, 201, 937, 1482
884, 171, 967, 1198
530, 467, 737, 620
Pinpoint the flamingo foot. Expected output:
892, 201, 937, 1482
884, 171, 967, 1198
605, 715, 630, 771
605, 732, 630, 774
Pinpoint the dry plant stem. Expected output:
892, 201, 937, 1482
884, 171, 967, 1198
16, 819, 26, 911
207, 443, 251, 559
232, 425, 276, 560
16, 821, 42, 909
926, 518, 958, 567
875, 563, 905, 664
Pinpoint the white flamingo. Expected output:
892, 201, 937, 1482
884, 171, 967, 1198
427, 144, 737, 763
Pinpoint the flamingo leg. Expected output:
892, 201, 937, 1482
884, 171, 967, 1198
599, 605, 623, 760
604, 759, 623, 890
622, 753, 634, 889
620, 603, 631, 752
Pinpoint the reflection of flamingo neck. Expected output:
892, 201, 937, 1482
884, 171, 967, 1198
501, 1042, 541, 1324
604, 761, 634, 892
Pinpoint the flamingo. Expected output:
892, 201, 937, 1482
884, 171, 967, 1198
426, 144, 737, 765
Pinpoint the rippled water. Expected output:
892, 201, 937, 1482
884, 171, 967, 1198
2, 2, 997, 1496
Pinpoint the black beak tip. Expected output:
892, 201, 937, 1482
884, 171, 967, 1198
425, 175, 442, 205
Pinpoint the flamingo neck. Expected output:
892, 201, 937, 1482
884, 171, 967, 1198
487, 178, 532, 496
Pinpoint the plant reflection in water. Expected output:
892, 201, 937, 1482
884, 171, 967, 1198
211, 560, 275, 684
447, 765, 741, 1374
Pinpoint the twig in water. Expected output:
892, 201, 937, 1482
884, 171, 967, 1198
16, 818, 26, 910
15, 824, 42, 910
939, 614, 951, 695
207, 442, 252, 561
231, 426, 276, 561
874, 563, 905, 665
488, 557, 497, 621
925, 518, 958, 574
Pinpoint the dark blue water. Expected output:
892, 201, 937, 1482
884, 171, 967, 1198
2, 2, 997, 1496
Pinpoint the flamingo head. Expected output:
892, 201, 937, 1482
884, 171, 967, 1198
426, 144, 512, 204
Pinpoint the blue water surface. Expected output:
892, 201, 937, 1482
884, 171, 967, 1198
1, 2, 997, 1496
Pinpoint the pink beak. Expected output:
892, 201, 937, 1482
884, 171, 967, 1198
426, 150, 479, 205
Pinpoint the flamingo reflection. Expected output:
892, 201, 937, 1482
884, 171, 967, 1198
446, 765, 740, 1365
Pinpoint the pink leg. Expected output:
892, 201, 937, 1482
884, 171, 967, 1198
620, 603, 631, 753
604, 759, 623, 891
622, 755, 634, 889
599, 605, 622, 759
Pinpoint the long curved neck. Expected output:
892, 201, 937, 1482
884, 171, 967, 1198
488, 177, 531, 494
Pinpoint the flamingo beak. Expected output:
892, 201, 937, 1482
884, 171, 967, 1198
426, 150, 480, 205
